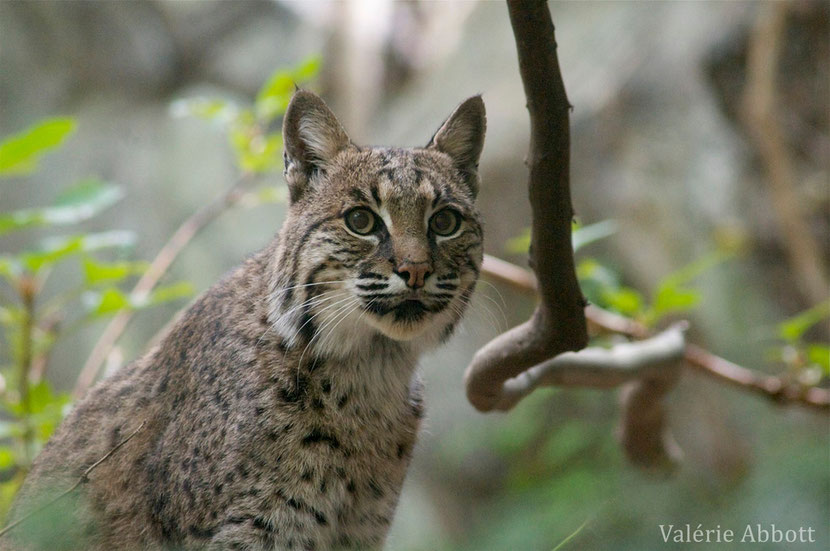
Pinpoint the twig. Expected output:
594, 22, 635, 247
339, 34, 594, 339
481, 254, 537, 297
684, 344, 829, 412
17, 276, 38, 464
0, 421, 146, 539
741, 2, 829, 308
464, 0, 588, 413
74, 175, 252, 398
479, 257, 830, 411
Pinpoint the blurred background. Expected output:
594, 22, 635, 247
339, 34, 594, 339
0, 1, 827, 549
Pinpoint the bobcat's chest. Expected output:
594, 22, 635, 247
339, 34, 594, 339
252, 350, 423, 549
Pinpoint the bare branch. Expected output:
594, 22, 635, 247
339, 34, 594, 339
464, 0, 588, 413
74, 175, 252, 398
0, 421, 146, 539
684, 344, 830, 412
741, 2, 829, 308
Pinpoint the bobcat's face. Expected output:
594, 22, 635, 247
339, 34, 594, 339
271, 91, 485, 355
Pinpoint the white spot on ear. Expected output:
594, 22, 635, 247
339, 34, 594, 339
299, 117, 348, 165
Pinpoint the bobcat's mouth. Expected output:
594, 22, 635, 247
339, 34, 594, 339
392, 299, 427, 323
359, 294, 445, 341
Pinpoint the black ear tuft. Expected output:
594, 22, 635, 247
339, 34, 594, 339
282, 90, 352, 202
427, 95, 486, 196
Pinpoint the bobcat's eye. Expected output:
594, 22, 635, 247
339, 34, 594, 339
429, 208, 461, 236
345, 208, 377, 235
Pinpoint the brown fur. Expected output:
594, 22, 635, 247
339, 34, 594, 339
5, 91, 485, 551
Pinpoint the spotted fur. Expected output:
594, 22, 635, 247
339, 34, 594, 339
5, 90, 485, 551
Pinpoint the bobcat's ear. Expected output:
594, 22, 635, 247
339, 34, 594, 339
282, 90, 352, 202
427, 95, 486, 197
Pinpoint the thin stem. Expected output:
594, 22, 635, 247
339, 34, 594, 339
0, 421, 146, 539
74, 174, 254, 398
17, 277, 36, 465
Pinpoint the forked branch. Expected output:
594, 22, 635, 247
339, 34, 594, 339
464, 0, 589, 413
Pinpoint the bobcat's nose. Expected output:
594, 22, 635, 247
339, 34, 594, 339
394, 260, 433, 289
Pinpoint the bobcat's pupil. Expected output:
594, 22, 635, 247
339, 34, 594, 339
430, 209, 459, 236
346, 208, 375, 234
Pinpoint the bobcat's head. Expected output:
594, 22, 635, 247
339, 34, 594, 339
270, 90, 485, 356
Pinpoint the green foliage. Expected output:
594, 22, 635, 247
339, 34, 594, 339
505, 220, 618, 256
0, 117, 191, 514
577, 248, 733, 328
171, 55, 321, 176
507, 220, 739, 329
640, 250, 732, 327
0, 180, 122, 236
84, 281, 194, 317
512, 218, 829, 390
256, 56, 321, 123
0, 118, 75, 177
777, 300, 830, 343
769, 301, 830, 380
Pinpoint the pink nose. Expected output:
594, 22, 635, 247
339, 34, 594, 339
395, 261, 433, 289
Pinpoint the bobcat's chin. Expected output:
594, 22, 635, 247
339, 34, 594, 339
360, 298, 446, 341
365, 312, 432, 341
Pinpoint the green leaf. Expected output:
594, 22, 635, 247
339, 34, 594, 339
82, 257, 147, 286
572, 220, 617, 252
601, 287, 644, 316
54, 178, 120, 207
651, 285, 700, 318
89, 287, 131, 316
0, 447, 15, 470
144, 281, 194, 307
778, 301, 830, 343
294, 56, 323, 82
657, 250, 730, 294
20, 230, 136, 273
642, 250, 733, 326
255, 71, 294, 122
0, 180, 122, 236
232, 130, 282, 174
807, 344, 830, 375
255, 56, 322, 122
0, 118, 76, 176
506, 220, 616, 257
85, 281, 193, 317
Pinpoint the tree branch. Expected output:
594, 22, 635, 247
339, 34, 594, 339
464, 0, 588, 413
493, 326, 686, 411
479, 254, 830, 411
73, 175, 252, 398
493, 325, 686, 471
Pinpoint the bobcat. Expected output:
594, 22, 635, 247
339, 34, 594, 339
4, 90, 486, 550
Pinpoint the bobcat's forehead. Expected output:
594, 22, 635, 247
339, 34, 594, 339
308, 147, 474, 226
